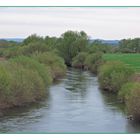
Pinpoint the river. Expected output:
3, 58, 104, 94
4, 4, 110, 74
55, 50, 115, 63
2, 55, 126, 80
0, 68, 140, 133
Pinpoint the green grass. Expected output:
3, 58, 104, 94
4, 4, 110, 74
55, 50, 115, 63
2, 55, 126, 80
103, 53, 140, 72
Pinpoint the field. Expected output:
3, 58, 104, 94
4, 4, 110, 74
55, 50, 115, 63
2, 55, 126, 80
103, 53, 140, 72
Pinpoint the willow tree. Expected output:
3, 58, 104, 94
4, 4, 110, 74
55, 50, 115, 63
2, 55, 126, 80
56, 31, 88, 66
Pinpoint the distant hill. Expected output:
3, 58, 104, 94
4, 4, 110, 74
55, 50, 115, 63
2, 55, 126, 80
0, 38, 24, 42
100, 40, 119, 46
89, 39, 120, 46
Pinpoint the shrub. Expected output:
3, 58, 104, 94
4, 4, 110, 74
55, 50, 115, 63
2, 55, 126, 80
32, 52, 66, 80
84, 52, 103, 73
10, 56, 52, 85
72, 52, 88, 69
21, 42, 49, 56
119, 82, 137, 102
98, 61, 134, 93
2, 41, 49, 58
119, 82, 140, 121
0, 61, 46, 108
2, 46, 23, 58
0, 64, 11, 103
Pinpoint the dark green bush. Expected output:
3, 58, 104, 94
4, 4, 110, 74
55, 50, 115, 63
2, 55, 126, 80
32, 52, 66, 80
119, 82, 140, 121
72, 52, 88, 69
84, 52, 103, 73
98, 61, 134, 93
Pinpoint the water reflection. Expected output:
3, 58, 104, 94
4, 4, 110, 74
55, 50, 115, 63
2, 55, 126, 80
64, 68, 89, 99
100, 90, 127, 115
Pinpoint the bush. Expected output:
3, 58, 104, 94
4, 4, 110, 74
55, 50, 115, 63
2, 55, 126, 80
2, 41, 49, 58
32, 52, 66, 80
0, 61, 46, 108
0, 64, 11, 102
2, 46, 23, 58
21, 42, 49, 56
84, 52, 103, 73
10, 56, 52, 85
98, 61, 134, 93
119, 82, 136, 102
72, 52, 88, 69
119, 82, 140, 121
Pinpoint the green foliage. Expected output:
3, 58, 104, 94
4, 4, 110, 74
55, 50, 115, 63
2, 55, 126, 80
32, 52, 66, 80
0, 64, 11, 98
0, 61, 46, 108
72, 52, 88, 69
2, 46, 23, 58
44, 36, 58, 50
119, 38, 140, 53
10, 56, 52, 85
57, 30, 88, 66
119, 82, 140, 121
98, 61, 134, 93
3, 41, 49, 58
118, 82, 137, 102
88, 40, 114, 53
23, 34, 44, 45
84, 52, 103, 73
20, 42, 49, 56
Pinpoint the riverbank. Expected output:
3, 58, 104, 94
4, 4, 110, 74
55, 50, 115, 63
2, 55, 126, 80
72, 53, 140, 121
0, 69, 138, 133
0, 53, 66, 109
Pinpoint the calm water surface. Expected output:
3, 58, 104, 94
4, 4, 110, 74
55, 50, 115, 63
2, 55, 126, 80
0, 68, 140, 133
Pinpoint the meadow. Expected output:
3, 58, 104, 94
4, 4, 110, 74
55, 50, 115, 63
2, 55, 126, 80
103, 53, 140, 72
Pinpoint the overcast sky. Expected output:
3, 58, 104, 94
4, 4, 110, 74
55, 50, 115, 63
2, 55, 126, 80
0, 7, 140, 39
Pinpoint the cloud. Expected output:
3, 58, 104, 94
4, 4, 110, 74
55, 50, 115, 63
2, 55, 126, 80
0, 7, 140, 39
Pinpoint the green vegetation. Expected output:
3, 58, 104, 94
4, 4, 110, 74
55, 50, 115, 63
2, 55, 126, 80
0, 33, 67, 109
10, 56, 52, 85
88, 40, 115, 53
56, 31, 88, 66
84, 52, 103, 73
72, 52, 103, 73
0, 53, 66, 109
0, 61, 46, 108
119, 82, 139, 102
72, 52, 88, 69
0, 31, 140, 121
98, 61, 134, 93
119, 38, 140, 53
32, 52, 66, 80
103, 53, 140, 72
119, 82, 140, 121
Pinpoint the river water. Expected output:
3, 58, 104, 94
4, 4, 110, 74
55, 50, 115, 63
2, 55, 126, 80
0, 68, 140, 133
